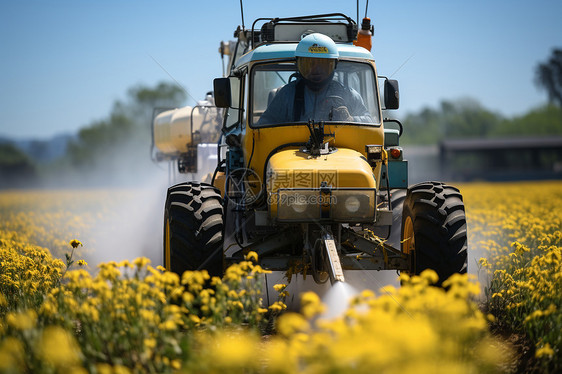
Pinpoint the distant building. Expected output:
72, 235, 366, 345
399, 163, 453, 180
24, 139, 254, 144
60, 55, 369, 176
439, 136, 562, 181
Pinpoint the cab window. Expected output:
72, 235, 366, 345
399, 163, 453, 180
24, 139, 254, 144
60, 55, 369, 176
251, 61, 380, 127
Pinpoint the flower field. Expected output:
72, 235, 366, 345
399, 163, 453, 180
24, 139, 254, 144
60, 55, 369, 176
462, 181, 561, 372
0, 181, 560, 373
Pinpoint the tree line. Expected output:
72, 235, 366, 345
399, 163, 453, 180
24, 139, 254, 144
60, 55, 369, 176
399, 99, 562, 145
0, 82, 186, 188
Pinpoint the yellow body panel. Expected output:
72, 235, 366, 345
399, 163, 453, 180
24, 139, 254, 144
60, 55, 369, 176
244, 124, 384, 184
212, 172, 226, 197
267, 148, 376, 189
266, 147, 377, 217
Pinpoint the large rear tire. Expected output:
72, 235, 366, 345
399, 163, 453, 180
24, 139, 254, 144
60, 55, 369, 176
164, 182, 224, 277
401, 181, 467, 285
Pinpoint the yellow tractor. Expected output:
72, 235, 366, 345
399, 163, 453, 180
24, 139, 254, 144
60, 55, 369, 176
161, 14, 467, 303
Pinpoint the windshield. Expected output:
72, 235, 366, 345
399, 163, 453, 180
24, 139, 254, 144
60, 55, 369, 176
251, 61, 380, 127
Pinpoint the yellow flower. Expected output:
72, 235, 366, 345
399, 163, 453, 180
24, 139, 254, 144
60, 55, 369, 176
171, 360, 181, 370
398, 272, 410, 283
273, 283, 287, 292
535, 343, 554, 358
360, 289, 375, 299
144, 338, 157, 349
300, 292, 325, 319
277, 312, 310, 337
268, 301, 287, 313
232, 301, 244, 310
182, 292, 194, 304
77, 259, 88, 266
210, 332, 259, 370
133, 257, 151, 269
245, 251, 259, 262
6, 310, 37, 330
118, 260, 134, 269
420, 269, 439, 285
38, 326, 82, 369
0, 337, 25, 371
110, 365, 131, 374
69, 239, 82, 248
95, 363, 114, 374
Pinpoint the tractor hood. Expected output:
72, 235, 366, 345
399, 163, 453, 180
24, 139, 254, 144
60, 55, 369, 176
266, 147, 375, 189
266, 147, 377, 222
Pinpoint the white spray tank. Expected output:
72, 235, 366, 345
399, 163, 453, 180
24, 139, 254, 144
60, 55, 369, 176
151, 38, 240, 180
153, 93, 222, 155
152, 93, 222, 178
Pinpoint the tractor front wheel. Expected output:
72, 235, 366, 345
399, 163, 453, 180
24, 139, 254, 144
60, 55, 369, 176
163, 182, 224, 277
401, 181, 467, 285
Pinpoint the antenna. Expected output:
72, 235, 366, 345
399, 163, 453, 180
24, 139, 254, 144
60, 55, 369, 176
239, 0, 245, 29
147, 53, 197, 105
365, 0, 370, 18
390, 53, 415, 78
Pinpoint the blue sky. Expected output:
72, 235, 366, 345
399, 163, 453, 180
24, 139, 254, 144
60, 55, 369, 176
1, 0, 561, 139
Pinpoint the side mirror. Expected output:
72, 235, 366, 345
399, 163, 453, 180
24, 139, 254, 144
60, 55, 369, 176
384, 79, 399, 110
213, 78, 231, 108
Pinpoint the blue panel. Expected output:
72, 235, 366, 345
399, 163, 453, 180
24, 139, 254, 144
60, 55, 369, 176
387, 160, 408, 188
337, 44, 374, 60
227, 147, 245, 171
384, 129, 400, 147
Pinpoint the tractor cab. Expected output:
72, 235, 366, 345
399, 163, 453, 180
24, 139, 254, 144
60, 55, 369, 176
213, 14, 405, 213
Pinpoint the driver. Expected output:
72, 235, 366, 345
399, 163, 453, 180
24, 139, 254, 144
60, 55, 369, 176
257, 33, 372, 126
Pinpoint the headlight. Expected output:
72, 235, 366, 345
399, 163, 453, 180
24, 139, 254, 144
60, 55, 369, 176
276, 190, 321, 221
292, 201, 308, 213
274, 188, 375, 223
344, 196, 361, 213
332, 190, 375, 221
